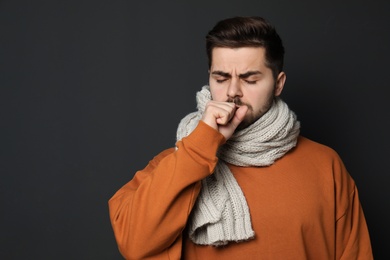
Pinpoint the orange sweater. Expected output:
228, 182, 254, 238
109, 122, 373, 259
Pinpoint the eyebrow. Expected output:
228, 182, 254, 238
211, 70, 262, 79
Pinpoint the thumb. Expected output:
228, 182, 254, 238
230, 105, 248, 128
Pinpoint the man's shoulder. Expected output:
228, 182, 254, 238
296, 135, 340, 160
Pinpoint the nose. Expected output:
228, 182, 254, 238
227, 77, 243, 99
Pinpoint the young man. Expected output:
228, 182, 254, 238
109, 16, 373, 259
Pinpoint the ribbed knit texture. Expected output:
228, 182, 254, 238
176, 85, 300, 246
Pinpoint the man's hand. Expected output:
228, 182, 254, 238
201, 101, 248, 140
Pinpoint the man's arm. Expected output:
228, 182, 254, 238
109, 100, 246, 259
108, 122, 224, 259
333, 156, 373, 259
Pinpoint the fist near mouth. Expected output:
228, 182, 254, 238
201, 101, 248, 140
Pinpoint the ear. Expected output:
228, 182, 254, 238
274, 72, 286, 96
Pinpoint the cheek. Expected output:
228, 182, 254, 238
244, 90, 270, 111
210, 87, 226, 101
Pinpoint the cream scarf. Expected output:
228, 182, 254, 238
176, 85, 300, 246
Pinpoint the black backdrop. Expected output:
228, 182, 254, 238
1, 0, 389, 259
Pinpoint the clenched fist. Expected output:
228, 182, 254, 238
201, 101, 248, 140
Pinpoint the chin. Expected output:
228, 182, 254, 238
236, 119, 252, 131
236, 112, 263, 131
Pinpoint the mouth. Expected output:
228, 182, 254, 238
227, 97, 243, 106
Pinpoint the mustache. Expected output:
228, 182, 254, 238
227, 97, 250, 108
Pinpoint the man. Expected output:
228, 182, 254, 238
109, 16, 373, 259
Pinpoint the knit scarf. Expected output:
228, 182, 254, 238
176, 85, 300, 246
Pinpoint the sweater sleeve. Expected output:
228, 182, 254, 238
333, 155, 373, 259
108, 121, 225, 260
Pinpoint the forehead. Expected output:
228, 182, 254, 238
211, 47, 267, 71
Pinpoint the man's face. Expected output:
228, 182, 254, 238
209, 47, 285, 130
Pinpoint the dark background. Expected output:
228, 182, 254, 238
1, 0, 389, 259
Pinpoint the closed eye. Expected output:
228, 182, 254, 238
211, 71, 231, 84
216, 78, 228, 83
239, 71, 261, 84
244, 79, 257, 84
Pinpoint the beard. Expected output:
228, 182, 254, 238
227, 93, 275, 131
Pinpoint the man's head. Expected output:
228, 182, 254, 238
206, 16, 287, 130
206, 16, 284, 79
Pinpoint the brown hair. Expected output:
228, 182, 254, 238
206, 16, 285, 78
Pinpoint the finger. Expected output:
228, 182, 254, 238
202, 101, 236, 127
215, 105, 237, 125
216, 105, 248, 140
229, 105, 248, 129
